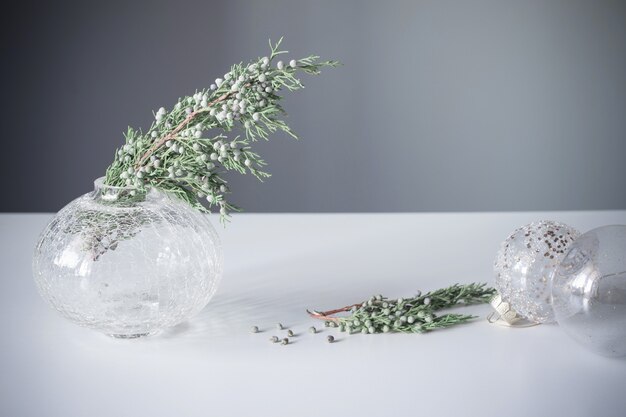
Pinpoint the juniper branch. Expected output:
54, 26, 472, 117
308, 283, 495, 334
104, 38, 339, 225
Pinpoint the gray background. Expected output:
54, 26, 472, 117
2, 0, 626, 213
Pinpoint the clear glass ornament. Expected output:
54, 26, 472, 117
552, 225, 626, 357
32, 178, 223, 338
494, 220, 580, 323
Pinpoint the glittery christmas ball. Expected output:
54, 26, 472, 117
552, 225, 626, 357
494, 220, 580, 323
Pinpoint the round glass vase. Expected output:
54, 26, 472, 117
32, 178, 223, 338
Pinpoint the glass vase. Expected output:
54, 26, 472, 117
32, 178, 223, 338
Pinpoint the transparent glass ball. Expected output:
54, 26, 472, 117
552, 225, 626, 357
494, 220, 580, 323
32, 178, 223, 338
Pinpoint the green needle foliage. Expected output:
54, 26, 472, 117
312, 283, 496, 334
104, 38, 338, 224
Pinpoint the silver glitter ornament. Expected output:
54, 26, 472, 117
552, 225, 626, 357
494, 220, 580, 323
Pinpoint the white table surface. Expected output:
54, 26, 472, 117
2, 211, 626, 417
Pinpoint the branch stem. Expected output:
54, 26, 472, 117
135, 91, 232, 168
307, 303, 363, 321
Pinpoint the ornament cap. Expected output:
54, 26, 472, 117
489, 293, 522, 324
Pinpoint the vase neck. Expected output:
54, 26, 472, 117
92, 177, 148, 203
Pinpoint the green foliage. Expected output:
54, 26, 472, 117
104, 38, 338, 224
311, 283, 496, 334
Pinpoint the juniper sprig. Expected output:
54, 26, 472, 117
308, 283, 496, 334
104, 38, 338, 224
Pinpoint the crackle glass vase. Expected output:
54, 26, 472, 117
32, 178, 223, 338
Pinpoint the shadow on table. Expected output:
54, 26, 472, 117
156, 239, 411, 342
